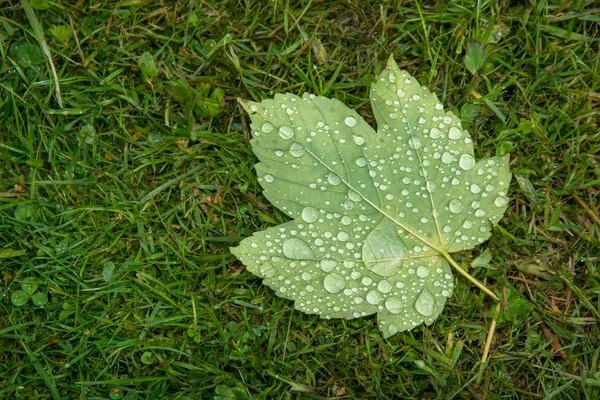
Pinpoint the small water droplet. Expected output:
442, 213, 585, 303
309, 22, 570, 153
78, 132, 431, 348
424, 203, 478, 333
328, 172, 342, 185
324, 273, 345, 293
362, 276, 372, 285
449, 199, 463, 214
301, 206, 319, 223
279, 125, 294, 140
416, 266, 429, 278
443, 225, 452, 233
261, 122, 274, 133
366, 290, 380, 304
302, 272, 312, 281
344, 116, 357, 127
459, 154, 475, 170
341, 216, 352, 225
264, 174, 274, 183
275, 149, 284, 157
495, 197, 507, 207
385, 297, 403, 314
448, 126, 462, 140
356, 157, 367, 167
475, 209, 486, 217
470, 184, 481, 194
289, 142, 305, 157
442, 152, 454, 164
389, 113, 398, 119
414, 288, 435, 316
397, 89, 405, 98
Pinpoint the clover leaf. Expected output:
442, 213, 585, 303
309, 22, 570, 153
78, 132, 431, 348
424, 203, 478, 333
232, 56, 511, 337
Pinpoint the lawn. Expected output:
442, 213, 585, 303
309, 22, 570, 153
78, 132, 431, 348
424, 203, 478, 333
1, 0, 599, 399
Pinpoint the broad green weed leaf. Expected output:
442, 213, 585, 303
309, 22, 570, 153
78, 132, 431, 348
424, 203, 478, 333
232, 57, 511, 337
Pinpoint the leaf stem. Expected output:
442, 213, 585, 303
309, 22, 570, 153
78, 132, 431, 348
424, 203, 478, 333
440, 250, 499, 302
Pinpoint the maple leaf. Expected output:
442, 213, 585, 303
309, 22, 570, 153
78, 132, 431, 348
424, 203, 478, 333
232, 57, 511, 337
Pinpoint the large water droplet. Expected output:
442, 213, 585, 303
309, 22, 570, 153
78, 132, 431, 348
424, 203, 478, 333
408, 137, 422, 150
459, 154, 475, 170
377, 279, 392, 293
324, 273, 345, 293
416, 265, 429, 278
429, 127, 442, 139
494, 196, 507, 207
366, 290, 380, 304
385, 297, 403, 314
449, 199, 463, 214
264, 174, 274, 183
289, 142, 305, 157
261, 122, 274, 133
353, 135, 365, 145
448, 126, 462, 140
344, 116, 357, 127
279, 125, 294, 140
356, 157, 367, 167
415, 288, 436, 316
259, 262, 276, 278
301, 206, 319, 223
337, 231, 349, 241
328, 172, 342, 186
321, 259, 337, 272
282, 238, 314, 259
441, 152, 454, 164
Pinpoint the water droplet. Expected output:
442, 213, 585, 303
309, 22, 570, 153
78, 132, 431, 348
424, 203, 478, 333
289, 142, 305, 157
259, 262, 276, 278
475, 209, 486, 217
341, 216, 352, 225
282, 238, 314, 259
356, 157, 367, 167
397, 89, 405, 98
362, 276, 372, 285
495, 197, 507, 207
414, 288, 435, 316
301, 206, 319, 223
353, 135, 365, 145
261, 122, 274, 133
470, 184, 481, 194
348, 190, 361, 202
366, 290, 380, 304
449, 199, 463, 214
426, 181, 437, 193
388, 70, 396, 83
279, 125, 294, 140
328, 172, 342, 185
377, 280, 392, 293
429, 127, 442, 139
408, 137, 422, 149
302, 272, 312, 281
385, 297, 403, 314
351, 271, 361, 280
344, 116, 357, 127
448, 126, 462, 140
443, 225, 452, 233
458, 154, 475, 170
416, 265, 429, 278
324, 273, 345, 293
321, 259, 337, 272
337, 231, 349, 241
275, 150, 284, 157
389, 113, 398, 119
264, 174, 274, 183
442, 152, 454, 164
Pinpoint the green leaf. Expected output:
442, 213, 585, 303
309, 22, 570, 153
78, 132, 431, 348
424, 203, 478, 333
140, 351, 154, 365
21, 277, 39, 295
49, 25, 72, 44
11, 290, 30, 306
138, 51, 159, 78
465, 41, 486, 74
31, 292, 48, 306
9, 42, 43, 67
29, 0, 51, 10
232, 56, 511, 338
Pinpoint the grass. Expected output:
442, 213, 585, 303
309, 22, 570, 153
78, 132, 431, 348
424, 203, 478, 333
1, 0, 599, 398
